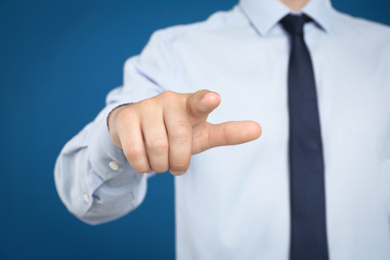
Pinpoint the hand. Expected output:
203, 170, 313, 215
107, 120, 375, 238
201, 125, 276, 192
108, 90, 261, 175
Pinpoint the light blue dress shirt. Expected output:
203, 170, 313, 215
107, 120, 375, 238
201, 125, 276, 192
55, 0, 390, 259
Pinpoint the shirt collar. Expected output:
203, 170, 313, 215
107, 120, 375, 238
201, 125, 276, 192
239, 0, 334, 35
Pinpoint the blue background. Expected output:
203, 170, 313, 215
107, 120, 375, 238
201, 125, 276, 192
0, 0, 389, 259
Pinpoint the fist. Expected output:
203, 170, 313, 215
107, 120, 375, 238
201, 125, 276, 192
108, 90, 261, 175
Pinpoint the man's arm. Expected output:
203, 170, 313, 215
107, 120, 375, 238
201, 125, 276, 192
54, 101, 150, 225
54, 29, 177, 225
54, 28, 261, 225
54, 88, 261, 225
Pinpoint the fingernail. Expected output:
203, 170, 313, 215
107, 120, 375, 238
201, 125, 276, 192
203, 92, 214, 97
170, 169, 187, 176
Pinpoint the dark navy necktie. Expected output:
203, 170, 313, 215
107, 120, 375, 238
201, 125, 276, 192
280, 14, 329, 260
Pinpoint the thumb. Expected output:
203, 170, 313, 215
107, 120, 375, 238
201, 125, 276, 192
186, 89, 221, 126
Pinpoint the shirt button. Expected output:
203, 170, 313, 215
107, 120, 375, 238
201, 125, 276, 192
83, 193, 90, 203
109, 160, 119, 171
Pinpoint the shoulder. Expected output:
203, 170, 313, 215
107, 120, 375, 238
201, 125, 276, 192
332, 10, 390, 45
147, 6, 245, 46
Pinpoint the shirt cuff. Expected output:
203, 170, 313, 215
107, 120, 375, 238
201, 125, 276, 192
87, 103, 137, 181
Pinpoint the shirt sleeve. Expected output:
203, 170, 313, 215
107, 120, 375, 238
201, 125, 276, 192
54, 29, 178, 225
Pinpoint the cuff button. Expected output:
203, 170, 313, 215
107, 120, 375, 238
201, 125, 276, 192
83, 193, 90, 203
109, 160, 119, 171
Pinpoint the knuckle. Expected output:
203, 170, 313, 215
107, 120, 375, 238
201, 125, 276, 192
139, 97, 157, 108
124, 147, 150, 173
116, 113, 140, 133
160, 90, 176, 99
171, 122, 192, 141
223, 125, 234, 145
124, 146, 143, 161
116, 105, 136, 121
159, 90, 183, 103
147, 136, 168, 152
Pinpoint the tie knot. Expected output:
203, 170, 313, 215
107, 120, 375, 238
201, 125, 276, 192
280, 14, 310, 36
